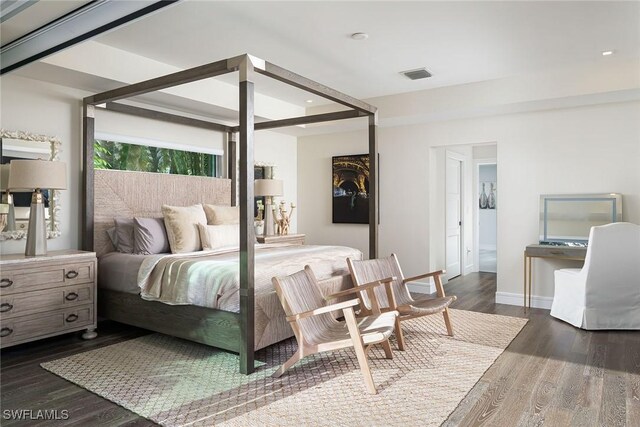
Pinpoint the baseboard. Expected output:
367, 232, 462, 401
495, 292, 553, 310
407, 281, 435, 295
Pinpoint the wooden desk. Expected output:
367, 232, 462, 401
523, 244, 586, 309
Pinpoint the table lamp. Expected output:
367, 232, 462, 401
254, 179, 283, 236
0, 164, 17, 231
8, 160, 67, 256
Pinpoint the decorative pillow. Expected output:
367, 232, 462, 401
198, 223, 240, 251
162, 204, 207, 253
113, 217, 135, 253
203, 204, 239, 225
133, 217, 170, 255
106, 227, 118, 248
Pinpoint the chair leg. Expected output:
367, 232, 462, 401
395, 318, 406, 351
344, 308, 377, 394
381, 339, 393, 360
272, 350, 303, 378
442, 308, 454, 336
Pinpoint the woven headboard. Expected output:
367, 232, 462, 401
94, 169, 231, 257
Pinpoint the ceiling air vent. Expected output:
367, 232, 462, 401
401, 68, 432, 80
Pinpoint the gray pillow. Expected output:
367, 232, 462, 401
114, 217, 135, 253
106, 227, 118, 248
133, 217, 170, 255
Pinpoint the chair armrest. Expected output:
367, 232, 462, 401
324, 277, 396, 301
402, 270, 445, 284
285, 299, 360, 322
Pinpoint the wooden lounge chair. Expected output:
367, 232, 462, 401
347, 254, 456, 351
272, 266, 399, 394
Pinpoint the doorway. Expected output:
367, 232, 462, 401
477, 163, 497, 272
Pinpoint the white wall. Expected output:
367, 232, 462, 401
0, 74, 297, 254
298, 100, 640, 305
254, 131, 298, 233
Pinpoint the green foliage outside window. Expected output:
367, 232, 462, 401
94, 140, 219, 177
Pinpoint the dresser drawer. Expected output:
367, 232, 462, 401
0, 261, 94, 295
0, 305, 93, 347
0, 284, 93, 319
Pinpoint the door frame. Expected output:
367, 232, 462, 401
473, 157, 497, 272
445, 150, 465, 282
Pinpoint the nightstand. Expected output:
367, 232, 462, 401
256, 233, 305, 245
0, 249, 97, 348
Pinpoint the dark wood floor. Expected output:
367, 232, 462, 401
1, 273, 638, 426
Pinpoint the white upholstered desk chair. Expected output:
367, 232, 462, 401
272, 266, 399, 394
550, 222, 640, 330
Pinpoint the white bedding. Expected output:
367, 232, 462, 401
137, 243, 362, 312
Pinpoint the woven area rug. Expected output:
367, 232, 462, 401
41, 309, 527, 426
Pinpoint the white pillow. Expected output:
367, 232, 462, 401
162, 204, 207, 253
198, 223, 240, 251
203, 204, 239, 225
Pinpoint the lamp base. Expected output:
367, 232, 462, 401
2, 192, 16, 231
25, 191, 47, 257
264, 200, 275, 236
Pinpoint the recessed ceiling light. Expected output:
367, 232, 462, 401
602, 50, 615, 56
305, 99, 313, 103
350, 32, 368, 41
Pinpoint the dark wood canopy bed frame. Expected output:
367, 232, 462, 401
82, 54, 379, 374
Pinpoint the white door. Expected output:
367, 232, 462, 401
445, 155, 462, 279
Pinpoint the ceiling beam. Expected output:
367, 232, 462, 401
0, 0, 38, 24
1, 0, 179, 75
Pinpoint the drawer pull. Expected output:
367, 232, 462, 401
0, 279, 13, 288
550, 251, 565, 255
66, 313, 79, 323
65, 292, 79, 301
0, 327, 13, 337
0, 303, 13, 313
65, 270, 79, 279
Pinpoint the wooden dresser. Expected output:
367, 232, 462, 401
0, 249, 97, 348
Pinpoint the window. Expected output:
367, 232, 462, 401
94, 139, 222, 177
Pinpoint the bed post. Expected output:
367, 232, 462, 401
238, 56, 256, 374
227, 131, 237, 206
82, 102, 95, 251
368, 112, 378, 259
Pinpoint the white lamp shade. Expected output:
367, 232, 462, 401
8, 160, 67, 190
0, 164, 9, 191
255, 179, 283, 197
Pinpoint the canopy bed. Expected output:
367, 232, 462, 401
82, 54, 379, 374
